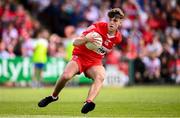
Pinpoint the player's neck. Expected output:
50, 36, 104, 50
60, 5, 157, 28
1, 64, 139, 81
108, 30, 116, 36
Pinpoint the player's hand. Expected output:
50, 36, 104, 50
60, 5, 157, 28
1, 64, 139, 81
84, 31, 97, 43
84, 36, 95, 43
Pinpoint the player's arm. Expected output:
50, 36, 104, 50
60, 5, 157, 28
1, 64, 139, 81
73, 25, 96, 46
73, 36, 88, 46
73, 33, 96, 46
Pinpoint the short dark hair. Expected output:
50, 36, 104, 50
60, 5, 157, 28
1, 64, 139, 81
108, 8, 125, 19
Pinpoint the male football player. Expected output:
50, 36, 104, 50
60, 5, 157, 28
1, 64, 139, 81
38, 8, 125, 114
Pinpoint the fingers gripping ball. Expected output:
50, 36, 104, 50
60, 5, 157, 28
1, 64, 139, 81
85, 32, 103, 51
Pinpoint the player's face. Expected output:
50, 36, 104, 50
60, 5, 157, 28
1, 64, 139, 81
108, 17, 122, 32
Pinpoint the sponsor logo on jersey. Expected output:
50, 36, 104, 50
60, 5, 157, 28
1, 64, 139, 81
95, 46, 111, 55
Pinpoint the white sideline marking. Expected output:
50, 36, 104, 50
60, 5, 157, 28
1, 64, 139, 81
0, 115, 115, 118
0, 115, 178, 118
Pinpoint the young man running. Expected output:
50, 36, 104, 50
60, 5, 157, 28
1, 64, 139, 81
38, 8, 125, 114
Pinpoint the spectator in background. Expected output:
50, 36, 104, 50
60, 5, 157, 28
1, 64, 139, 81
32, 29, 49, 88
160, 42, 171, 82
2, 23, 18, 46
122, 0, 138, 21
1, 3, 16, 23
48, 42, 57, 57
0, 1, 4, 18
76, 21, 89, 36
84, 1, 99, 23
55, 42, 66, 58
146, 34, 162, 57
165, 19, 180, 51
125, 37, 137, 60
0, 41, 9, 58
172, 4, 180, 21
142, 25, 154, 45
7, 44, 15, 58
143, 50, 161, 83
134, 39, 147, 83
48, 33, 62, 57
63, 25, 77, 61
15, 4, 26, 25
98, 1, 110, 22
175, 45, 180, 84
21, 28, 34, 57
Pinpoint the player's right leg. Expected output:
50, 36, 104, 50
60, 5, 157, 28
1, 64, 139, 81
38, 60, 80, 107
81, 65, 105, 113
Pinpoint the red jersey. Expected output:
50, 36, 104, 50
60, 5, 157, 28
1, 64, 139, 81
73, 22, 122, 63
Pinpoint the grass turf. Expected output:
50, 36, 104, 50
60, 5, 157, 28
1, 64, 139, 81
0, 86, 180, 117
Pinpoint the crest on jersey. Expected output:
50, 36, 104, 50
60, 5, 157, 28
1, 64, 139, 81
104, 40, 111, 46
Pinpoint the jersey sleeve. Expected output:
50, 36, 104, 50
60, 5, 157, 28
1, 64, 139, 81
82, 24, 96, 36
82, 22, 106, 36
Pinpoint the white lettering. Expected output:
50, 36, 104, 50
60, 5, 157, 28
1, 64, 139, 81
9, 63, 22, 82
2, 60, 9, 77
22, 58, 30, 77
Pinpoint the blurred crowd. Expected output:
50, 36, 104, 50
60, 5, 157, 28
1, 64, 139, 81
0, 0, 180, 84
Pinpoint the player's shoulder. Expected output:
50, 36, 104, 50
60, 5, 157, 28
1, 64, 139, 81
115, 31, 122, 44
116, 31, 121, 38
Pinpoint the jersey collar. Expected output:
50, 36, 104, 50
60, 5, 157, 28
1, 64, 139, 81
107, 33, 115, 38
107, 30, 119, 39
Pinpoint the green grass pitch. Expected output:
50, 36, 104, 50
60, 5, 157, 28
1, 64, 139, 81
0, 86, 180, 118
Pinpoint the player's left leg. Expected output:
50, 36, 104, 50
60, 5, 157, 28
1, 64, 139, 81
81, 65, 105, 114
38, 60, 80, 107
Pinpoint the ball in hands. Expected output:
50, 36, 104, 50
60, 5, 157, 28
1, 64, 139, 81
85, 32, 102, 51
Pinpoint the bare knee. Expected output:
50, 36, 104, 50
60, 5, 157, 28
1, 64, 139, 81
94, 74, 105, 83
61, 72, 73, 81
